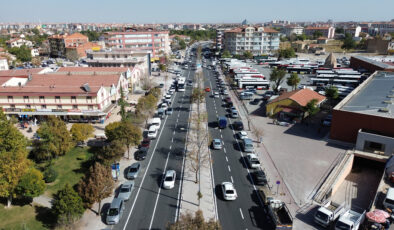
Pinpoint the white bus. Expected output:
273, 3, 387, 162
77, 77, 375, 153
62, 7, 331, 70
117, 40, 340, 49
177, 77, 186, 92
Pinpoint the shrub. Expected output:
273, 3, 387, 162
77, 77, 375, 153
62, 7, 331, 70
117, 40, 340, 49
44, 167, 58, 183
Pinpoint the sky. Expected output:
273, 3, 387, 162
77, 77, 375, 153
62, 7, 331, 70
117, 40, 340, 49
0, 0, 393, 24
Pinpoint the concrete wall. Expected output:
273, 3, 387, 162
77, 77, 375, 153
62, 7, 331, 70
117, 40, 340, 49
356, 130, 394, 156
331, 153, 354, 197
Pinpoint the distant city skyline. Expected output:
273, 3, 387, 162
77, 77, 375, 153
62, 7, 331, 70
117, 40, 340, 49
1, 0, 394, 24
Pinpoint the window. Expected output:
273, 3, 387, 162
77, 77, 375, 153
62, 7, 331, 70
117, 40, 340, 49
57, 105, 62, 109
86, 96, 92, 103
55, 96, 60, 102
39, 96, 45, 102
7, 96, 13, 102
105, 54, 108, 58
71, 96, 76, 103
23, 96, 29, 100
73, 105, 78, 109
41, 105, 47, 109
88, 105, 94, 110
10, 104, 15, 108
26, 104, 31, 108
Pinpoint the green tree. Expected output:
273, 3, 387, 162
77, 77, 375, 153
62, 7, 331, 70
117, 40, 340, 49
278, 47, 296, 59
0, 110, 28, 154
179, 39, 187, 50
303, 99, 320, 118
80, 30, 101, 41
15, 167, 45, 201
104, 121, 123, 142
8, 45, 32, 62
296, 33, 307, 41
269, 68, 287, 93
286, 73, 301, 90
0, 150, 31, 207
70, 123, 94, 143
118, 87, 127, 121
325, 86, 339, 106
52, 183, 85, 226
77, 162, 114, 215
243, 51, 253, 59
341, 33, 356, 50
159, 63, 167, 72
221, 50, 231, 58
191, 88, 205, 104
335, 27, 344, 34
98, 139, 126, 164
135, 94, 157, 125
33, 116, 72, 161
313, 31, 323, 39
66, 51, 79, 62
168, 210, 221, 230
120, 122, 142, 159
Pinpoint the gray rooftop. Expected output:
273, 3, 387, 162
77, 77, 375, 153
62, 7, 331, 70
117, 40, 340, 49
353, 56, 394, 70
340, 72, 394, 118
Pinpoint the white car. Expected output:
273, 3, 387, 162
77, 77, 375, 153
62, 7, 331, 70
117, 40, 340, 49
169, 88, 176, 93
246, 153, 261, 169
161, 103, 168, 110
147, 126, 158, 139
237, 131, 248, 140
214, 92, 220, 98
221, 182, 237, 201
165, 94, 172, 99
163, 170, 176, 189
222, 90, 229, 95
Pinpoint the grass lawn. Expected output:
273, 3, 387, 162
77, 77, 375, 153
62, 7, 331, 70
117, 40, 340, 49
45, 147, 93, 196
0, 203, 54, 230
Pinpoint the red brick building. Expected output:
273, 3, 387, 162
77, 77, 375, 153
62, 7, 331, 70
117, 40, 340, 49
48, 32, 89, 58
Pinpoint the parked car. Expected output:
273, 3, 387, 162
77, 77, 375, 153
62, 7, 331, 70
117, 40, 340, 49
242, 138, 254, 153
250, 98, 260, 105
117, 181, 134, 201
221, 182, 237, 201
322, 115, 332, 127
232, 121, 244, 131
251, 170, 267, 185
205, 87, 211, 92
147, 126, 158, 139
212, 139, 222, 150
166, 107, 173, 115
106, 198, 125, 225
126, 162, 141, 179
163, 170, 176, 189
158, 83, 164, 88
237, 131, 248, 140
135, 148, 148, 161
231, 109, 239, 118
246, 153, 261, 169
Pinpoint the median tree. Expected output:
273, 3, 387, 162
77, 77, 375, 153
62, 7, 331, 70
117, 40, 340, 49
168, 210, 221, 230
269, 68, 287, 93
52, 183, 85, 226
286, 72, 301, 90
77, 162, 114, 215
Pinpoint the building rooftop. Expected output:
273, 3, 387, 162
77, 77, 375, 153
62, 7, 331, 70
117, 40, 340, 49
268, 88, 326, 107
352, 56, 394, 70
56, 67, 130, 73
337, 71, 394, 118
0, 68, 48, 77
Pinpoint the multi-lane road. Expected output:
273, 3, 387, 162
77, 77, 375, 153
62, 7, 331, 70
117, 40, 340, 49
114, 55, 196, 230
202, 57, 273, 230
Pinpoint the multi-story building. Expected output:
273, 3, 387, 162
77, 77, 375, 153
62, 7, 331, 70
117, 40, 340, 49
6, 38, 33, 48
223, 26, 280, 56
48, 32, 89, 57
304, 26, 335, 39
0, 58, 8, 70
282, 25, 304, 37
359, 22, 394, 35
343, 26, 362, 37
103, 29, 170, 58
0, 72, 128, 122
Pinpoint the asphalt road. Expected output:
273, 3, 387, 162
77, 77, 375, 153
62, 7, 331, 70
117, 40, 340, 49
114, 56, 196, 230
202, 59, 274, 230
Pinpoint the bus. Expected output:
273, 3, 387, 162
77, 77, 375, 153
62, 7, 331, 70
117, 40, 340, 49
177, 77, 186, 92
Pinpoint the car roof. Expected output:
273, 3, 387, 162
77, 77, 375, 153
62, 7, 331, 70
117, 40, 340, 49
240, 131, 247, 135
110, 198, 123, 208
165, 170, 176, 176
248, 153, 257, 158
121, 181, 134, 188
130, 162, 140, 168
213, 139, 221, 142
148, 126, 157, 131
222, 182, 234, 190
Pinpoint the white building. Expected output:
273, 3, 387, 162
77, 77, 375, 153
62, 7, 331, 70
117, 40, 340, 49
344, 26, 362, 38
0, 58, 9, 70
31, 48, 40, 57
282, 25, 304, 37
223, 26, 280, 56
6, 38, 33, 48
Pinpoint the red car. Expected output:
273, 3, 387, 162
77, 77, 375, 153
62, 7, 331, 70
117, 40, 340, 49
140, 138, 151, 148
205, 87, 211, 92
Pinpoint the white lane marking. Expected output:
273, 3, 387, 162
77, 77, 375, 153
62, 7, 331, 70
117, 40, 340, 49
219, 129, 222, 133
225, 156, 228, 162
122, 95, 172, 230
231, 176, 234, 183
228, 165, 231, 172
239, 208, 244, 220
173, 130, 176, 135
223, 148, 227, 153
171, 138, 174, 143
148, 150, 171, 229
221, 134, 223, 139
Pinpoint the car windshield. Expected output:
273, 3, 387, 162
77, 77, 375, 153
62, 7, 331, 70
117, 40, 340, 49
108, 208, 119, 216
120, 187, 130, 192
226, 189, 235, 194
165, 176, 173, 181
130, 167, 138, 172
335, 222, 350, 230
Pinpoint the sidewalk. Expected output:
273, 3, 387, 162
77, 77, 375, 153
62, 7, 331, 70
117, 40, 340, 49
179, 76, 217, 221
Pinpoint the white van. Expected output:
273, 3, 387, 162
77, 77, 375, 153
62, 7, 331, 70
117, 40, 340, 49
149, 118, 161, 130
383, 188, 394, 210
147, 126, 158, 139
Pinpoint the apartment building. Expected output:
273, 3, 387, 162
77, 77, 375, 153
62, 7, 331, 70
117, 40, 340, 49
0, 72, 128, 122
103, 29, 170, 58
343, 26, 362, 37
282, 25, 304, 37
0, 58, 8, 70
359, 22, 394, 35
6, 38, 33, 48
304, 26, 335, 39
48, 32, 89, 57
223, 26, 280, 56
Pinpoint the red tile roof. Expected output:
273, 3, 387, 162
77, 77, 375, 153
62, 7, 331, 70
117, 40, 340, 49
305, 26, 331, 30
0, 68, 45, 77
225, 27, 278, 33
268, 89, 326, 107
57, 67, 129, 73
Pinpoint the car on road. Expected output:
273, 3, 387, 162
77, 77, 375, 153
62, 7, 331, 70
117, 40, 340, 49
126, 162, 141, 179
222, 90, 229, 95
242, 138, 254, 153
237, 131, 248, 140
251, 170, 267, 186
205, 87, 211, 92
161, 103, 168, 110
214, 92, 220, 98
158, 83, 164, 88
212, 139, 222, 150
231, 109, 239, 118
117, 181, 134, 201
221, 182, 237, 201
165, 94, 172, 99
232, 121, 244, 131
135, 148, 148, 161
322, 115, 332, 127
147, 126, 158, 139
169, 87, 176, 93
246, 153, 261, 169
163, 170, 176, 189
140, 138, 151, 148
250, 98, 260, 105
106, 198, 125, 225
166, 107, 173, 115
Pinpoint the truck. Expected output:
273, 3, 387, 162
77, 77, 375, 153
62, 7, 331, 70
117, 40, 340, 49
314, 201, 347, 228
267, 200, 293, 230
335, 208, 366, 230
218, 116, 227, 129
